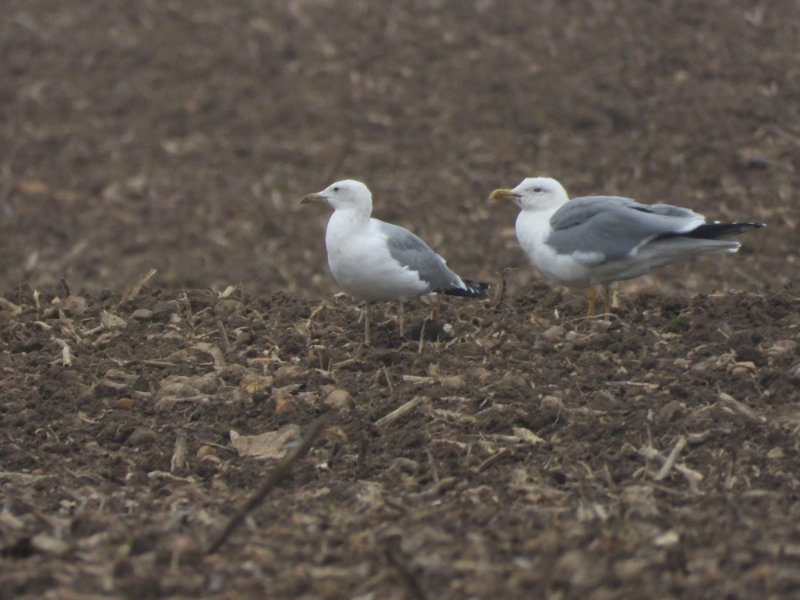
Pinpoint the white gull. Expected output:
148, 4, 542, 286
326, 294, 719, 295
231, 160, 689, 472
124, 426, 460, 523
302, 179, 488, 342
491, 177, 764, 315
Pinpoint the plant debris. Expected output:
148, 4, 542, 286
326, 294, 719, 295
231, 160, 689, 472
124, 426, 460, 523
1, 1, 797, 597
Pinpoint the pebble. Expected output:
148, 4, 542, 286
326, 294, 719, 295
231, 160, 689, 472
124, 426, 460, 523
115, 397, 134, 411
324, 388, 353, 412
273, 388, 297, 413
61, 295, 88, 316
542, 324, 566, 341
274, 365, 304, 385
130, 308, 155, 321
127, 427, 157, 446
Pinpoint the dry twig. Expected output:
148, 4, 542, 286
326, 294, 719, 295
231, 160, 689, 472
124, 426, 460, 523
654, 436, 687, 481
117, 268, 158, 306
476, 448, 511, 473
718, 391, 765, 423
216, 320, 230, 355
53, 338, 73, 366
638, 443, 703, 493
171, 430, 188, 473
375, 396, 426, 428
382, 366, 394, 397
0, 297, 22, 315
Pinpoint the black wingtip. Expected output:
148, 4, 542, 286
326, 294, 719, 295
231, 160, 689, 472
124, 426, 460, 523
657, 221, 766, 242
443, 279, 490, 299
688, 221, 766, 239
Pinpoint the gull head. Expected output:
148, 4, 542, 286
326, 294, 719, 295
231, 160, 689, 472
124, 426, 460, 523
490, 177, 569, 211
301, 179, 372, 214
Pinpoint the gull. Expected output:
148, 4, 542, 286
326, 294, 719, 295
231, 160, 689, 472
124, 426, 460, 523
302, 179, 488, 343
491, 177, 764, 316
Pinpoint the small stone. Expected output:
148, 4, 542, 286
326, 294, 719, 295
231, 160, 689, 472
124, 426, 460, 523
653, 530, 680, 547
691, 356, 715, 372
500, 373, 528, 390
115, 397, 134, 411
32, 533, 69, 556
219, 364, 249, 383
274, 365, 304, 385
388, 457, 419, 476
541, 395, 565, 410
512, 426, 545, 444
324, 388, 353, 412
439, 374, 465, 388
273, 388, 297, 413
655, 400, 683, 424
673, 358, 690, 369
16, 178, 49, 196
473, 367, 492, 382
127, 427, 157, 446
230, 424, 300, 459
542, 324, 565, 341
214, 298, 245, 315
183, 374, 220, 394
318, 384, 337, 397
61, 295, 88, 316
101, 310, 128, 329
130, 308, 155, 321
767, 446, 784, 459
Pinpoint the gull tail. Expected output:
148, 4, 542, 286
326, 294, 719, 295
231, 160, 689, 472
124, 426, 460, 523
684, 221, 765, 240
443, 279, 490, 299
649, 220, 765, 258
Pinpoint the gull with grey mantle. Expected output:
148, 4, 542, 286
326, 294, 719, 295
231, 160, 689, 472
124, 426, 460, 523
302, 179, 488, 343
491, 177, 764, 315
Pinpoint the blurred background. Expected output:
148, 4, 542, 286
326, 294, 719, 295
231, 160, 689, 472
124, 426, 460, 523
1, 0, 796, 298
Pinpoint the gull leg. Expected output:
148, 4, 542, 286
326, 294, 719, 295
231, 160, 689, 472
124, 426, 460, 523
602, 284, 612, 320
587, 286, 597, 317
398, 302, 406, 338
364, 303, 372, 346
433, 295, 443, 319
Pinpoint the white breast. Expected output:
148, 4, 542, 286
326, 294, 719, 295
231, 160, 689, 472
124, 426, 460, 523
325, 215, 428, 302
515, 210, 594, 288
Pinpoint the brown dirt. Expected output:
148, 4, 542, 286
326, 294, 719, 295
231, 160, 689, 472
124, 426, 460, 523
1, 1, 799, 598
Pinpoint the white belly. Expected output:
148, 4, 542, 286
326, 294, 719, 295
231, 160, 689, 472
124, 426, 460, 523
326, 218, 428, 302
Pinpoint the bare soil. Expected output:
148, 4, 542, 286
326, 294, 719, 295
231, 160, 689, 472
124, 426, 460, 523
2, 1, 799, 598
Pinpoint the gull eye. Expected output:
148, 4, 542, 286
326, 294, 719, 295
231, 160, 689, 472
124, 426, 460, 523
533, 187, 543, 193
333, 186, 340, 192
